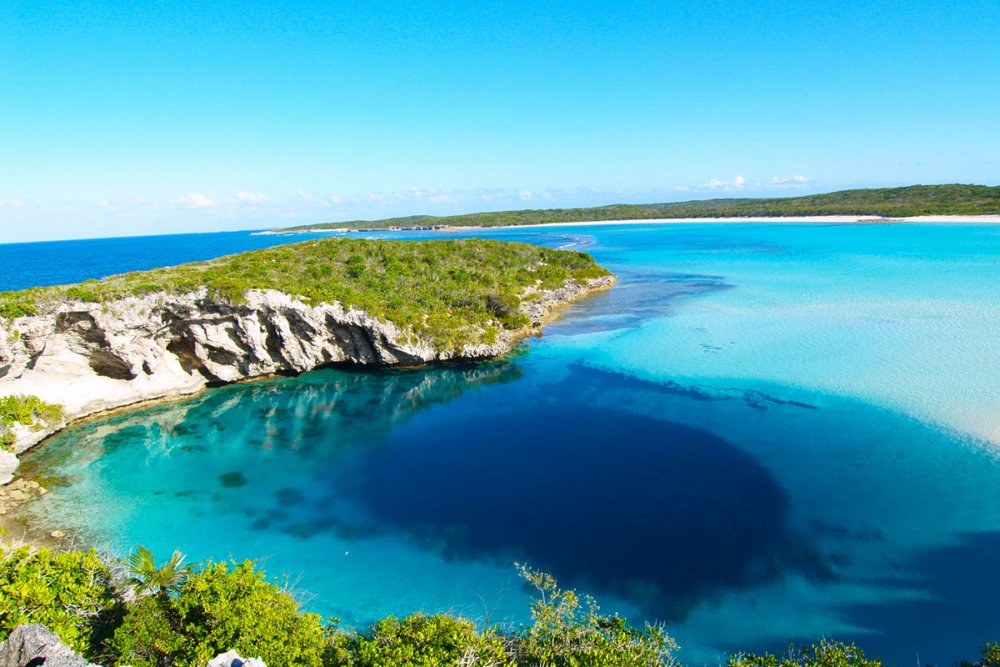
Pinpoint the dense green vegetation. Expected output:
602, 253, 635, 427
108, 560, 330, 667
0, 546, 118, 654
283, 184, 1000, 231
0, 395, 63, 451
0, 544, 996, 667
729, 641, 1000, 667
729, 641, 884, 667
0, 238, 610, 350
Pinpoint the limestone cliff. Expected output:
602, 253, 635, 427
0, 275, 613, 479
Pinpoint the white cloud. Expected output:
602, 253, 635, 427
428, 193, 462, 204
328, 194, 344, 205
234, 191, 269, 204
772, 175, 811, 187
296, 190, 314, 202
174, 192, 215, 208
676, 175, 761, 193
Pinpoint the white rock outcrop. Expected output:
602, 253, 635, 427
0, 451, 17, 486
0, 624, 100, 667
207, 649, 267, 667
0, 277, 613, 473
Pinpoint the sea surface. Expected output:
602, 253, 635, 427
9, 223, 1000, 665
0, 231, 332, 291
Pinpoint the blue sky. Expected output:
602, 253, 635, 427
2, 0, 999, 241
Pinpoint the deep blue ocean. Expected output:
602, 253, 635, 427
7, 224, 1000, 665
0, 231, 332, 291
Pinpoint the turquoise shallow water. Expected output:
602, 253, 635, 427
17, 223, 1000, 664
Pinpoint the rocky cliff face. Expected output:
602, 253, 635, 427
0, 276, 612, 473
0, 624, 100, 667
0, 624, 265, 667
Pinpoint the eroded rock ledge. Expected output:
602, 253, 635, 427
0, 276, 613, 477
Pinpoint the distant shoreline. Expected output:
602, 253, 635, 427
455, 214, 1000, 230
261, 214, 1000, 236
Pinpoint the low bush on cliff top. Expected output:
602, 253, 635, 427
0, 237, 610, 350
0, 394, 63, 451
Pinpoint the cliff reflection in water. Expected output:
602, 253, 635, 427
18, 360, 523, 497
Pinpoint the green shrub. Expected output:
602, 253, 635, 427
64, 283, 102, 303
168, 560, 328, 667
513, 565, 678, 667
104, 596, 186, 667
0, 297, 37, 321
728, 640, 882, 667
487, 291, 530, 329
984, 644, 1000, 667
335, 613, 514, 667
0, 394, 63, 452
959, 643, 1000, 667
0, 546, 118, 656
106, 560, 330, 666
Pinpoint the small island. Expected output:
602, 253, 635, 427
0, 237, 613, 477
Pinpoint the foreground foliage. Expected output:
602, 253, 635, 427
728, 640, 883, 667
109, 560, 330, 667
0, 238, 609, 349
0, 546, 118, 655
0, 544, 996, 667
960, 643, 1000, 667
513, 564, 677, 666
126, 545, 194, 598
287, 184, 1000, 231
332, 613, 513, 667
0, 395, 63, 451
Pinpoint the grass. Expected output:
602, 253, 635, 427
281, 184, 1000, 231
0, 237, 610, 351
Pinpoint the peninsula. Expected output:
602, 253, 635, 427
0, 237, 613, 479
276, 184, 1000, 233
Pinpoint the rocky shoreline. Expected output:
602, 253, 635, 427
0, 275, 613, 483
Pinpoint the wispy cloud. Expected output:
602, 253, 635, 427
701, 175, 752, 192
674, 174, 813, 194
234, 191, 269, 204
13, 182, 814, 243
173, 192, 215, 208
771, 175, 811, 188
